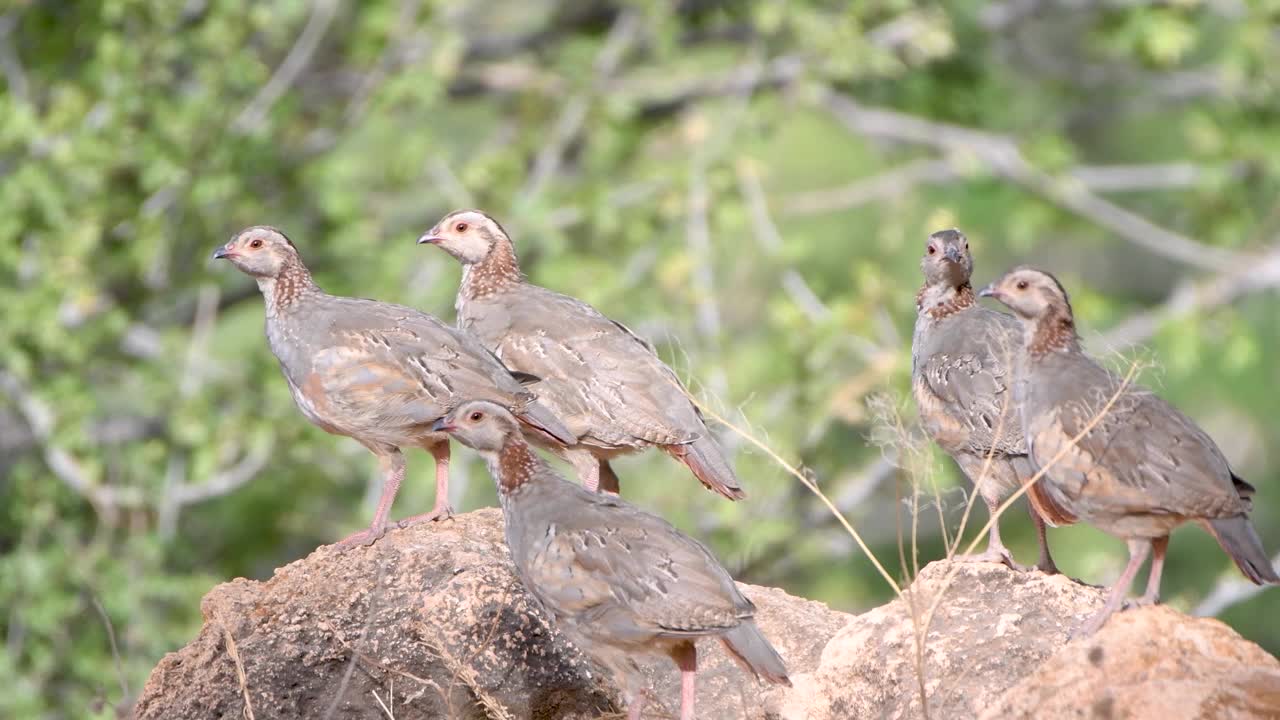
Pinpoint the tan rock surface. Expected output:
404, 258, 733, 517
981, 605, 1280, 720
135, 511, 1280, 719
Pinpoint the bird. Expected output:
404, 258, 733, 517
417, 209, 743, 501
431, 399, 789, 720
912, 229, 1059, 573
980, 266, 1279, 635
211, 226, 573, 547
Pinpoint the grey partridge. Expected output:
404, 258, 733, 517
981, 266, 1279, 635
418, 210, 743, 500
212, 226, 573, 546
912, 229, 1059, 573
431, 399, 789, 720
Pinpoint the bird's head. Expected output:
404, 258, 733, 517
418, 209, 510, 265
920, 228, 974, 287
432, 399, 521, 454
212, 226, 301, 278
979, 266, 1073, 321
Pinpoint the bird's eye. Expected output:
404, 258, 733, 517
927, 245, 937, 255
1015, 280, 1028, 290
249, 238, 263, 249
963, 242, 969, 250
455, 222, 469, 233
469, 411, 484, 422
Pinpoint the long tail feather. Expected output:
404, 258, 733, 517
515, 401, 575, 447
721, 622, 790, 687
1204, 515, 1280, 585
666, 436, 745, 501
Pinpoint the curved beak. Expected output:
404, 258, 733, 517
978, 283, 998, 299
211, 245, 234, 260
417, 228, 442, 245
431, 417, 454, 433
944, 247, 963, 264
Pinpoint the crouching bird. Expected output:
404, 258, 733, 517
981, 266, 1278, 635
212, 226, 572, 547
432, 400, 790, 720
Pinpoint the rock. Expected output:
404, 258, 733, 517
134, 509, 848, 720
982, 606, 1280, 720
780, 562, 1280, 720
136, 512, 1280, 719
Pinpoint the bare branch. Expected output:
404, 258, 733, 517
1100, 244, 1280, 349
517, 9, 642, 203
780, 158, 956, 216
735, 160, 831, 323
819, 90, 1251, 272
233, 0, 341, 134
0, 371, 146, 511
0, 12, 29, 103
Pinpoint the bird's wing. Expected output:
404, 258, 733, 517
525, 494, 749, 642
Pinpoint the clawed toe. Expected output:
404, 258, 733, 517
396, 504, 455, 529
335, 526, 386, 549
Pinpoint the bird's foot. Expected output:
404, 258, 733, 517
952, 546, 1028, 572
1123, 593, 1160, 610
395, 503, 455, 529
334, 524, 387, 549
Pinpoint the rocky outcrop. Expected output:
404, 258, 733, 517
136, 509, 1280, 719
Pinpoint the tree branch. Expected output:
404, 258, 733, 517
819, 90, 1251, 272
233, 0, 341, 134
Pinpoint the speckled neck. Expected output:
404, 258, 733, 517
257, 260, 319, 318
494, 437, 542, 495
460, 235, 524, 302
917, 282, 976, 320
1027, 305, 1080, 357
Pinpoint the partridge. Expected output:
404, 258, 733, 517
912, 229, 1059, 573
418, 210, 743, 500
212, 226, 573, 546
981, 266, 1279, 635
431, 400, 789, 720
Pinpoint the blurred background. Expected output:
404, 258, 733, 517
3, 0, 1280, 715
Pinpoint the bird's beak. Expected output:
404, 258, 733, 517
978, 284, 998, 299
944, 247, 963, 264
431, 417, 454, 433
212, 245, 233, 260
417, 228, 442, 245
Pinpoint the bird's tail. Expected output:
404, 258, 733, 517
666, 436, 745, 500
721, 621, 791, 687
1203, 515, 1280, 585
515, 400, 576, 447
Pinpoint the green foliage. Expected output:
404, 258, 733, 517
3, 1, 1279, 715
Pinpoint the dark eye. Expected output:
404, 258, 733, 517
1015, 280, 1028, 290
249, 238, 263, 249
455, 222, 469, 233
469, 411, 484, 422
927, 245, 936, 255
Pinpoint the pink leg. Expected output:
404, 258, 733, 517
395, 441, 455, 527
338, 450, 405, 547
956, 495, 1027, 571
1137, 536, 1168, 605
1077, 539, 1150, 637
1031, 505, 1059, 575
671, 642, 697, 720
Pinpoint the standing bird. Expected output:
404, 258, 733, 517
432, 400, 789, 720
211, 226, 572, 546
981, 266, 1278, 635
418, 210, 743, 500
912, 229, 1059, 573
